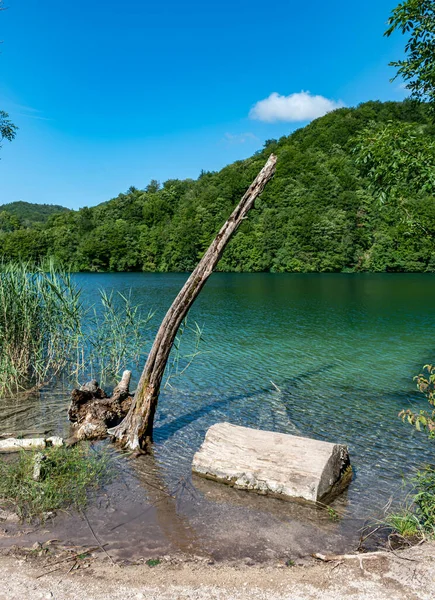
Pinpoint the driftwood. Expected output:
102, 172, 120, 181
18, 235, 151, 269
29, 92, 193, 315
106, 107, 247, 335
67, 370, 132, 441
313, 552, 391, 562
0, 436, 63, 452
108, 154, 277, 451
192, 423, 352, 503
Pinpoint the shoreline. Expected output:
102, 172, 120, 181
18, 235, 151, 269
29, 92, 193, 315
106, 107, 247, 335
0, 542, 433, 600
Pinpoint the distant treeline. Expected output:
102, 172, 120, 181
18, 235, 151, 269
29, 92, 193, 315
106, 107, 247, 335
1, 100, 435, 273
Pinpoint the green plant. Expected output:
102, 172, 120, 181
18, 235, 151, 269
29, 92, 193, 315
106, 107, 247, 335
384, 510, 422, 537
0, 261, 205, 396
146, 558, 161, 567
327, 506, 340, 522
413, 465, 435, 533
164, 317, 205, 389
0, 110, 17, 150
399, 364, 435, 436
385, 0, 435, 111
0, 445, 111, 521
353, 121, 435, 204
384, 466, 435, 538
0, 262, 82, 396
73, 289, 154, 386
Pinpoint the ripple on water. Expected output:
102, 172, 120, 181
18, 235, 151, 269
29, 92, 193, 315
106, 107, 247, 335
1, 273, 435, 558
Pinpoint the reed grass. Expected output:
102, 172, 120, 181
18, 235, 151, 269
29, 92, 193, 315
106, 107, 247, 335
74, 288, 153, 385
0, 262, 203, 397
0, 262, 82, 396
0, 262, 152, 396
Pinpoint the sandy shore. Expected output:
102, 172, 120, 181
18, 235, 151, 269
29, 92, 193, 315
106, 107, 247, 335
0, 543, 434, 600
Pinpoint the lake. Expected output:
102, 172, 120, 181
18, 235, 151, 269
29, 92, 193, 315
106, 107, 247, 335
1, 272, 435, 559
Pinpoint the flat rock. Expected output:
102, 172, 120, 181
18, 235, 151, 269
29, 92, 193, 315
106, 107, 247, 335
192, 422, 351, 503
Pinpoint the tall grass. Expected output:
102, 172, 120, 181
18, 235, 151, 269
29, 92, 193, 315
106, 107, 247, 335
0, 263, 152, 396
0, 262, 204, 397
73, 289, 153, 385
0, 262, 82, 396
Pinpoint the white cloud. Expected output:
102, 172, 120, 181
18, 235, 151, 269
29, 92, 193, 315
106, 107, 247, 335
249, 91, 344, 123
223, 132, 259, 144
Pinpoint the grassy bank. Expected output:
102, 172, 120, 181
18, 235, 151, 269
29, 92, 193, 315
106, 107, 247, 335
0, 444, 111, 521
385, 466, 435, 540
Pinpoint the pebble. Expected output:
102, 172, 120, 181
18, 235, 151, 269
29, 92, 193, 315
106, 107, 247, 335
0, 509, 19, 523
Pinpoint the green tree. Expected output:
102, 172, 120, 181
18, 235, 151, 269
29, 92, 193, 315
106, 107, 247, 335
353, 120, 435, 201
0, 101, 434, 273
0, 110, 17, 150
385, 0, 435, 110
0, 210, 21, 232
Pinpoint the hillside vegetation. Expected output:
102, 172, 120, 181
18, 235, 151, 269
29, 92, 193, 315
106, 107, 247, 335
0, 100, 434, 272
0, 201, 69, 230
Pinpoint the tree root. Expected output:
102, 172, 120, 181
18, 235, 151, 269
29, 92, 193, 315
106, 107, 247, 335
67, 370, 132, 442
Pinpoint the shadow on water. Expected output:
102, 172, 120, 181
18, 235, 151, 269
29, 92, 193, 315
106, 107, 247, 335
154, 363, 336, 444
2, 273, 435, 560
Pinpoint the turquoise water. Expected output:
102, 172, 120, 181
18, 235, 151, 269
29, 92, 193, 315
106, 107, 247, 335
74, 272, 435, 518
2, 272, 435, 552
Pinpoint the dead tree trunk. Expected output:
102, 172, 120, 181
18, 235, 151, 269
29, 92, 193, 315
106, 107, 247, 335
108, 154, 277, 451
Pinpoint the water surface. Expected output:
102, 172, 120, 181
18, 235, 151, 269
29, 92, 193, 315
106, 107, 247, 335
2, 273, 435, 559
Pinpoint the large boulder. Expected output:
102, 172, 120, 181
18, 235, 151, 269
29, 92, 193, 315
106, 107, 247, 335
192, 422, 352, 503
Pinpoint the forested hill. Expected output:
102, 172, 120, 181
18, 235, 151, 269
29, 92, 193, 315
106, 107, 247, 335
1, 100, 435, 272
0, 201, 69, 230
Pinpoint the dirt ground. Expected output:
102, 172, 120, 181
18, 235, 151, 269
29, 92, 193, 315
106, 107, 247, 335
0, 542, 434, 600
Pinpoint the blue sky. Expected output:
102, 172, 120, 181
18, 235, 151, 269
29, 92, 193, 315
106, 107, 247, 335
0, 0, 407, 209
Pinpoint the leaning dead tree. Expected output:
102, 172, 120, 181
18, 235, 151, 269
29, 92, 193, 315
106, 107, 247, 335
68, 155, 277, 450
108, 154, 277, 451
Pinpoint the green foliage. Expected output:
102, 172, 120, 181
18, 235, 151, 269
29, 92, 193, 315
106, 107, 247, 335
0, 210, 21, 233
399, 364, 435, 436
0, 262, 202, 395
384, 510, 423, 537
0, 263, 157, 395
385, 0, 435, 110
1, 101, 434, 273
146, 558, 161, 567
0, 202, 70, 230
412, 465, 435, 532
327, 506, 340, 522
353, 121, 435, 202
0, 445, 111, 521
385, 466, 435, 538
0, 110, 17, 149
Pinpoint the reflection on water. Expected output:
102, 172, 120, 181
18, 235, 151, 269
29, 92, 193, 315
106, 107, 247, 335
1, 273, 435, 558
